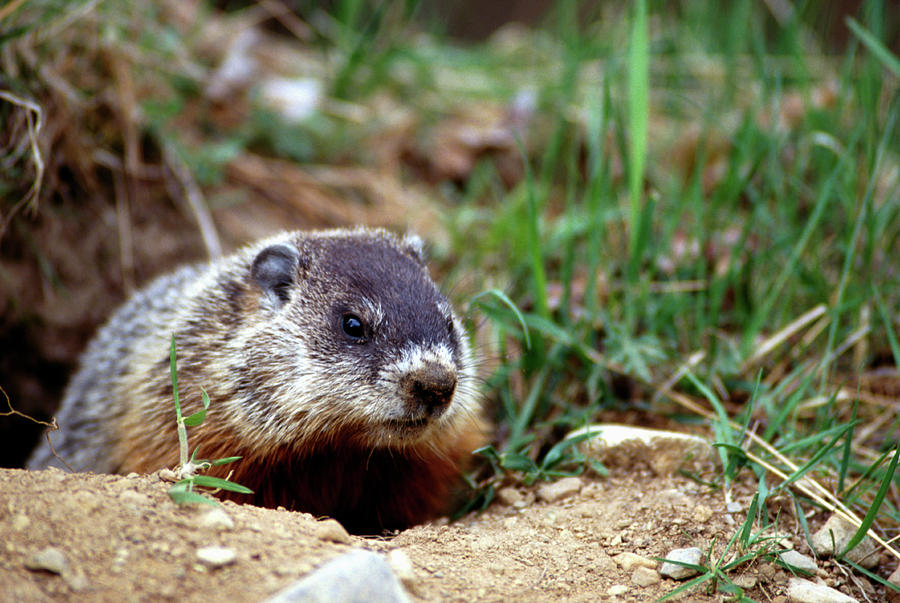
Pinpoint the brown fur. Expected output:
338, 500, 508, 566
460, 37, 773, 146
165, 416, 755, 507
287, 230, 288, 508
28, 228, 485, 534
114, 401, 485, 534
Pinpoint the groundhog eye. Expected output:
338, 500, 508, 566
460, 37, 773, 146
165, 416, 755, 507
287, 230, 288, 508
341, 313, 366, 342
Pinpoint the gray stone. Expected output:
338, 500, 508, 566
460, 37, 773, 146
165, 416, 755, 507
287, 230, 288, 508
786, 577, 858, 603
810, 514, 879, 569
659, 547, 703, 580
778, 550, 817, 575
266, 550, 409, 603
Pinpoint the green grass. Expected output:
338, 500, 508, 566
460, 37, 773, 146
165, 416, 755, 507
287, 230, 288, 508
426, 0, 900, 596
167, 336, 251, 506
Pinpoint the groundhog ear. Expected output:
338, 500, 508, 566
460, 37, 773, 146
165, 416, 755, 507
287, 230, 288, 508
251, 244, 300, 307
401, 233, 426, 265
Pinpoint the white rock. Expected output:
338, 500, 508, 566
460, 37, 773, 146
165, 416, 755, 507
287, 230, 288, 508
567, 424, 715, 476
786, 577, 858, 603
810, 514, 879, 569
536, 476, 584, 503
607, 584, 628, 596
25, 547, 68, 574
266, 550, 408, 603
779, 550, 817, 574
659, 547, 704, 580
196, 546, 237, 568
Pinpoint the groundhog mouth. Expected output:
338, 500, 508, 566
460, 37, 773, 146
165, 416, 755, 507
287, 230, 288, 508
383, 416, 431, 435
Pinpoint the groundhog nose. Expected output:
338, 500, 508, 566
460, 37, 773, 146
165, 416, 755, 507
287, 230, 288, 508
403, 362, 457, 416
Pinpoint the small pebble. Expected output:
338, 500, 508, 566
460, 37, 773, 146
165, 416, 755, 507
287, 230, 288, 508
496, 487, 526, 507
659, 547, 703, 580
607, 584, 628, 596
786, 577, 858, 603
197, 507, 235, 531
12, 514, 30, 531
316, 519, 351, 544
536, 476, 584, 503
631, 566, 661, 587
158, 468, 179, 482
692, 504, 713, 523
25, 547, 69, 575
612, 552, 657, 571
726, 501, 742, 513
732, 574, 757, 589
778, 550, 817, 575
196, 546, 237, 568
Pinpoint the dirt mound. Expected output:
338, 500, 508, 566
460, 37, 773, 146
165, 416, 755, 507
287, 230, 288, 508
0, 466, 879, 601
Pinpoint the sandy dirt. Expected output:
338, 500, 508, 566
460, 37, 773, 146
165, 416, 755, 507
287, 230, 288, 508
0, 464, 884, 602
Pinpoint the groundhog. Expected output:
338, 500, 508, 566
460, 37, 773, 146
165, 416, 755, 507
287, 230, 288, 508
27, 227, 484, 534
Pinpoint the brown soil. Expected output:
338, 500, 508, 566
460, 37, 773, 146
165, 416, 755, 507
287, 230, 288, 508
0, 465, 880, 602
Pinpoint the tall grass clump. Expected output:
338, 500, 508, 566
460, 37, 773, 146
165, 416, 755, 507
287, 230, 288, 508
432, 0, 900, 590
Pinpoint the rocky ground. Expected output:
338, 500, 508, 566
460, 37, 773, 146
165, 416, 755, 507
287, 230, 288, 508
1, 430, 894, 602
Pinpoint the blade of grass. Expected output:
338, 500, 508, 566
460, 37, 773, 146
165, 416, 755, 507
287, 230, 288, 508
873, 284, 900, 375
191, 475, 254, 494
470, 289, 531, 349
820, 106, 897, 389
170, 335, 188, 467
846, 17, 900, 80
626, 0, 649, 285
517, 134, 549, 324
840, 439, 900, 558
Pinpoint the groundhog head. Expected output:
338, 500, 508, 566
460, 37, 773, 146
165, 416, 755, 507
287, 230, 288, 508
240, 229, 478, 451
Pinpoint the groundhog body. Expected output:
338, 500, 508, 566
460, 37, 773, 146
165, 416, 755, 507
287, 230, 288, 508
27, 227, 484, 534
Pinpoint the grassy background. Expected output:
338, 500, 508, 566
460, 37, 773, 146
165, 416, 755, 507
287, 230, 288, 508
2, 0, 900, 595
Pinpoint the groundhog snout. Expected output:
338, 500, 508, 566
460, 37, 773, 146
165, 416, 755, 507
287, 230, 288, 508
400, 362, 458, 416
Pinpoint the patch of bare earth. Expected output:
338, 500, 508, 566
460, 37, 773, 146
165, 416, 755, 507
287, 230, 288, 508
0, 465, 878, 602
